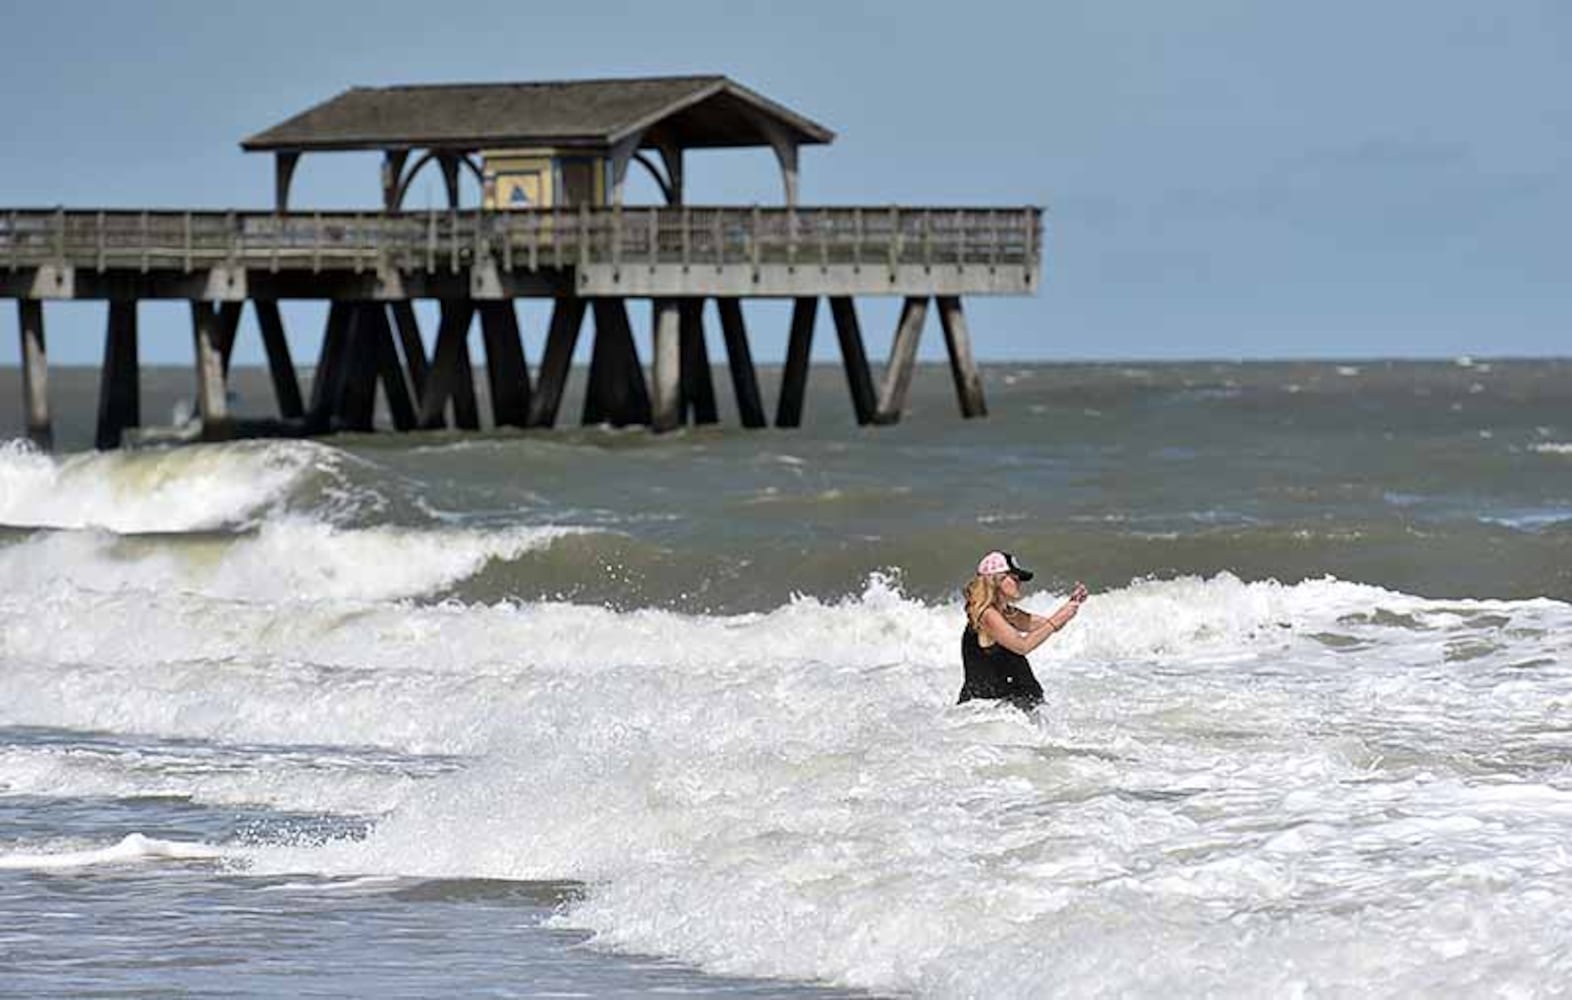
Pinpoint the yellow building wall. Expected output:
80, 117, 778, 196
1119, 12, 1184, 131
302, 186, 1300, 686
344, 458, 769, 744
482, 149, 608, 210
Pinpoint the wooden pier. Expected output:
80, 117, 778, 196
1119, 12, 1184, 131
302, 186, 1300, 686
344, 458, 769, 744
1, 76, 1043, 449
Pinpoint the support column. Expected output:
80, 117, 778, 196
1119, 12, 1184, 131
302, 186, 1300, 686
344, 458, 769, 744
362, 303, 417, 431
583, 299, 651, 427
477, 301, 531, 429
254, 300, 305, 420
216, 301, 243, 379
528, 298, 586, 428
715, 298, 766, 429
307, 302, 354, 434
650, 298, 682, 432
382, 150, 411, 212
337, 305, 379, 432
829, 296, 877, 426
874, 296, 930, 425
418, 301, 479, 430
95, 301, 139, 450
17, 300, 51, 450
389, 301, 430, 402
190, 302, 232, 440
937, 296, 987, 418
775, 297, 818, 428
678, 298, 718, 425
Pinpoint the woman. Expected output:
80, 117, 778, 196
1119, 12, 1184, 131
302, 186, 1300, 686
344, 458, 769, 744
959, 551, 1087, 711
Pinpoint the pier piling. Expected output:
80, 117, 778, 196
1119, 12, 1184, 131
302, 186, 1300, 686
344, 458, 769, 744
17, 300, 50, 449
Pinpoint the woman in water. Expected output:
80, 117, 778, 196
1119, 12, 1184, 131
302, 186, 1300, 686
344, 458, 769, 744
959, 551, 1088, 711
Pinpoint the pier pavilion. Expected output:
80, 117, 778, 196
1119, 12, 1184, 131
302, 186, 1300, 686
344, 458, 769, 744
1, 75, 1041, 449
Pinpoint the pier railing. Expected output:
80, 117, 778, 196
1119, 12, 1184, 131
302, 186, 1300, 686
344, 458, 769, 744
1, 206, 1040, 275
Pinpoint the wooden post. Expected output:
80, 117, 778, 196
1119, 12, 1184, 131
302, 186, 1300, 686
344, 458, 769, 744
254, 300, 305, 420
528, 298, 586, 428
216, 301, 243, 379
418, 300, 478, 430
337, 305, 379, 432
583, 299, 651, 427
190, 302, 232, 440
715, 298, 765, 429
678, 298, 719, 425
936, 296, 987, 418
829, 296, 877, 426
874, 296, 930, 425
775, 297, 818, 428
95, 301, 139, 450
307, 302, 354, 434
650, 298, 682, 432
17, 300, 51, 449
361, 303, 417, 431
388, 301, 430, 401
477, 301, 531, 429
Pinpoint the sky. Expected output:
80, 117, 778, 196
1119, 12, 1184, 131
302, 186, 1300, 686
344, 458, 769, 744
1, 0, 1568, 365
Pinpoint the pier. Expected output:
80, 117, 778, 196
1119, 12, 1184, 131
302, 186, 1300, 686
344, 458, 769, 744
2, 76, 1042, 449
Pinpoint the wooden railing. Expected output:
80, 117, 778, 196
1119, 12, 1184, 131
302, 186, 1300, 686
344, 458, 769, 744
0, 206, 1041, 275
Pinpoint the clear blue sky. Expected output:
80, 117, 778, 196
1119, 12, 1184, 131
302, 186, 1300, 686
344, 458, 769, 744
1, 0, 1567, 365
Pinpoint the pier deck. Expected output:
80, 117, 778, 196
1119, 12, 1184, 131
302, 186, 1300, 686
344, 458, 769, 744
1, 206, 1039, 300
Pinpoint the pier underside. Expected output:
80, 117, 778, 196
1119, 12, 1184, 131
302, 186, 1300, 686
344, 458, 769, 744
2, 207, 1037, 448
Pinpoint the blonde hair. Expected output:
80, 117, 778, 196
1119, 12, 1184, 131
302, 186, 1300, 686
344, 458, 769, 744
963, 573, 1007, 646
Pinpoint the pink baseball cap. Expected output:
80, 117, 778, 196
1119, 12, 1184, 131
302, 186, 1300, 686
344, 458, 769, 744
977, 550, 1033, 580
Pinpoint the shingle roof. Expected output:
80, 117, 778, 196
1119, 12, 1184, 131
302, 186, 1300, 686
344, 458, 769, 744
241, 75, 834, 152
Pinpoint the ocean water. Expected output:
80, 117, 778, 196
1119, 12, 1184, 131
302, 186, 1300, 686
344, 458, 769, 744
2, 359, 1571, 998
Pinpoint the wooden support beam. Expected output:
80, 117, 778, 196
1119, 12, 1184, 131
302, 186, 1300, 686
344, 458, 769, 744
190, 302, 232, 440
678, 298, 719, 425
216, 301, 243, 379
337, 305, 379, 432
829, 296, 877, 426
95, 301, 139, 450
874, 296, 930, 425
253, 300, 304, 420
477, 301, 531, 429
388, 301, 429, 400
418, 301, 478, 430
937, 295, 987, 418
715, 298, 765, 429
650, 298, 682, 432
438, 154, 462, 210
361, 303, 417, 431
583, 299, 651, 427
307, 302, 354, 434
775, 297, 818, 428
17, 300, 51, 450
274, 153, 299, 214
527, 298, 586, 428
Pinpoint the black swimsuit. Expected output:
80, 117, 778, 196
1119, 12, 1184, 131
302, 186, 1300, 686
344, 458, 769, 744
958, 624, 1044, 711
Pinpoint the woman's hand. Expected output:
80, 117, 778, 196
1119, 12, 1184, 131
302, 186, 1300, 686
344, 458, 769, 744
1070, 582, 1089, 605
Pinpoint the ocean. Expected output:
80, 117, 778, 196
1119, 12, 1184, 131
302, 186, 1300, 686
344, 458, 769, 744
2, 358, 1570, 997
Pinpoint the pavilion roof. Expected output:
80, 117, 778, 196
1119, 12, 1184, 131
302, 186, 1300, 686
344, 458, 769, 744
241, 75, 834, 153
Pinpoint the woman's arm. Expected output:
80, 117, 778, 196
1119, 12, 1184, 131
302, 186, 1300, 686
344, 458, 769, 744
1004, 584, 1089, 632
980, 606, 1068, 656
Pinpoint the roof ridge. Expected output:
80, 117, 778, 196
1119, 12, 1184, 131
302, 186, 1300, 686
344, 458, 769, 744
363, 75, 729, 93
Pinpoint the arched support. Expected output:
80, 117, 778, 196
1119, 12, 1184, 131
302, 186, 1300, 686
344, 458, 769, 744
391, 151, 485, 210
382, 150, 411, 212
274, 152, 300, 214
632, 152, 676, 205
608, 130, 650, 207
753, 118, 800, 206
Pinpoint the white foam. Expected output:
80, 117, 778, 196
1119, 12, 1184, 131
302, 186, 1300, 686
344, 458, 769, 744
0, 519, 589, 603
0, 439, 343, 531
1530, 442, 1572, 456
7, 573, 1572, 996
0, 833, 224, 871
